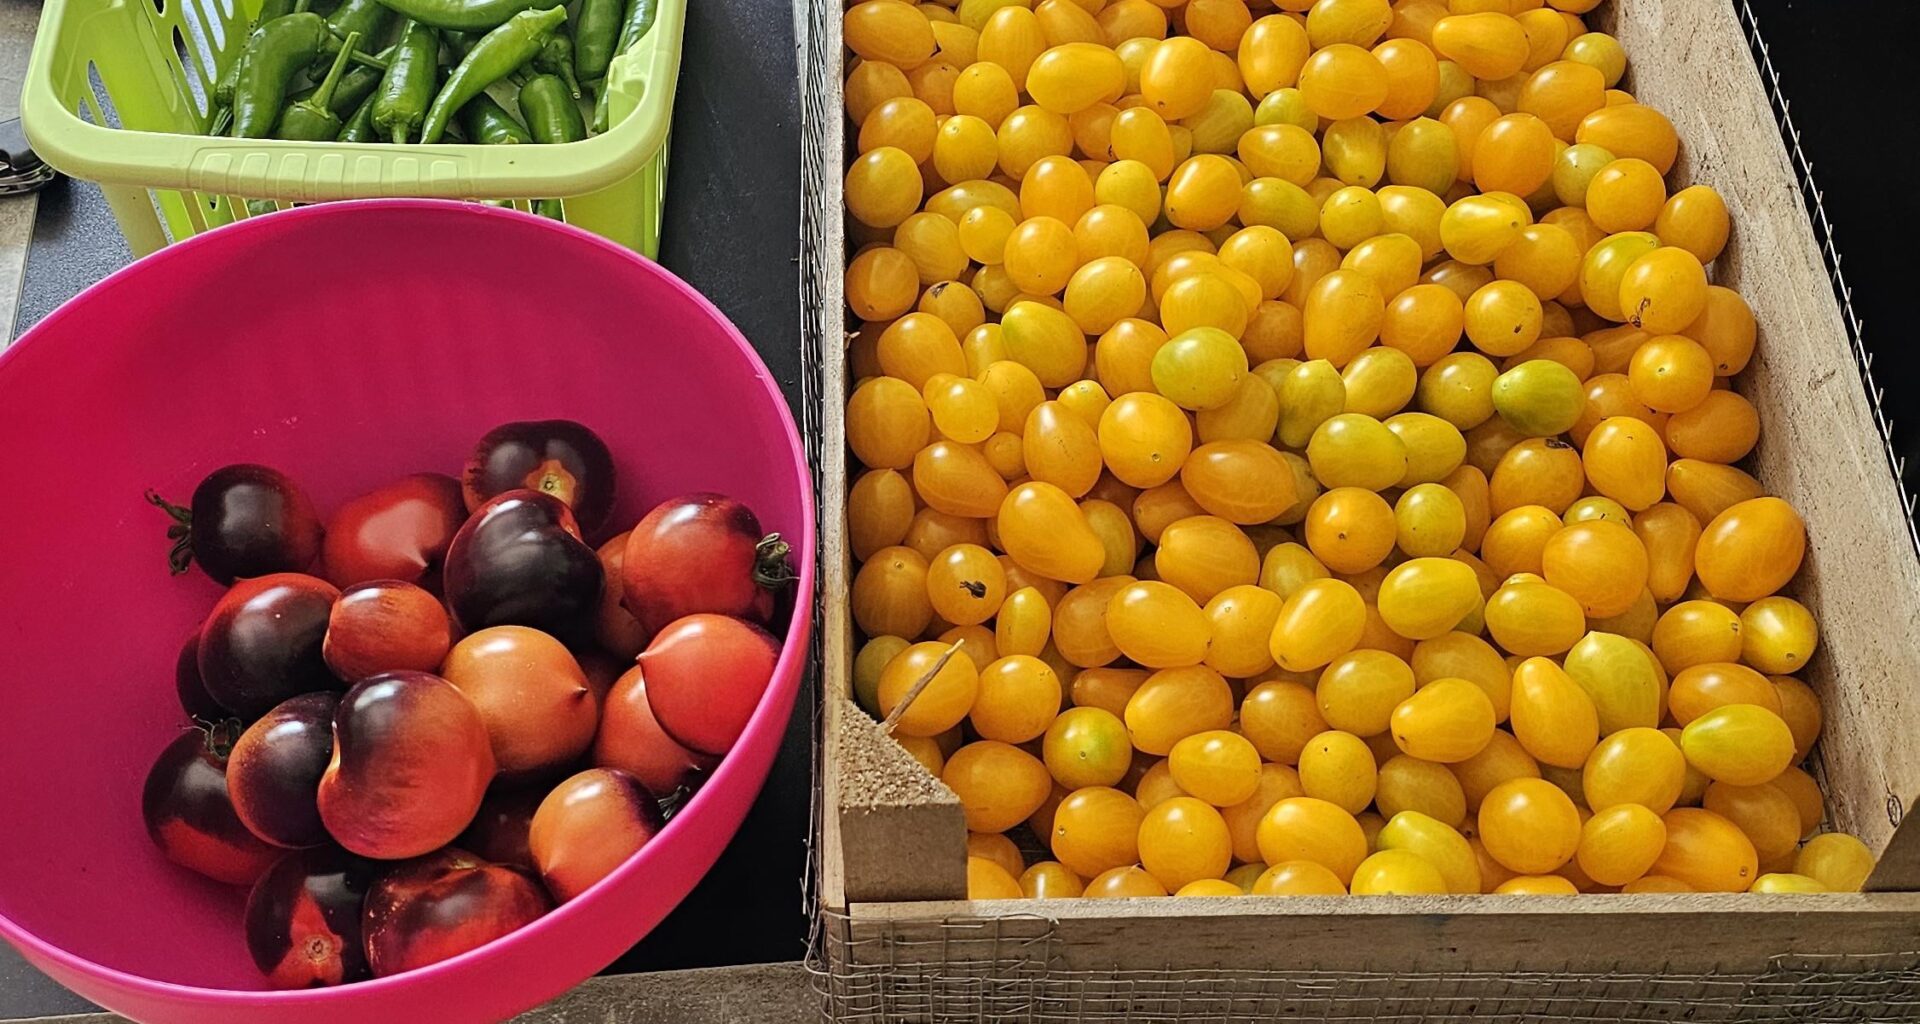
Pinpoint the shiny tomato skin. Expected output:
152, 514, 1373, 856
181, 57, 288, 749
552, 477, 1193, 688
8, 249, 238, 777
320, 473, 465, 592
637, 614, 782, 756
622, 493, 792, 637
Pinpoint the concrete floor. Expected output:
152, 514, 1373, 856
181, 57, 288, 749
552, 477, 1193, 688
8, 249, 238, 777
0, 0, 37, 338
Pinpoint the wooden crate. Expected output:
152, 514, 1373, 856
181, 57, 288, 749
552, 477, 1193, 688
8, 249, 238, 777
800, 0, 1920, 1017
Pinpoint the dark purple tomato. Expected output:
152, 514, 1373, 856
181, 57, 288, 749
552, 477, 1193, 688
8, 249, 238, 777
362, 849, 552, 977
228, 692, 339, 849
198, 573, 343, 718
148, 464, 323, 584
621, 493, 794, 637
462, 420, 617, 536
456, 781, 547, 871
175, 629, 229, 721
142, 725, 280, 886
442, 490, 602, 647
321, 473, 466, 592
244, 847, 377, 989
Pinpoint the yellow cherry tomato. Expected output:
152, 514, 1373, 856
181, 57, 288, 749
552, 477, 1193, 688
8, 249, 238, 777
1694, 497, 1806, 603
1795, 833, 1875, 893
1391, 677, 1496, 763
879, 640, 982, 737
1302, 488, 1397, 576
1125, 665, 1236, 755
1258, 796, 1369, 883
1181, 440, 1301, 524
1377, 810, 1479, 892
1099, 391, 1195, 487
1680, 704, 1795, 787
1349, 849, 1448, 894
1203, 584, 1285, 677
1478, 777, 1580, 875
1138, 796, 1233, 890
1050, 785, 1147, 877
1652, 807, 1758, 893
1378, 557, 1482, 640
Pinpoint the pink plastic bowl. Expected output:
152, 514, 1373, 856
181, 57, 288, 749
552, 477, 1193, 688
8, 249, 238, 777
0, 200, 815, 1023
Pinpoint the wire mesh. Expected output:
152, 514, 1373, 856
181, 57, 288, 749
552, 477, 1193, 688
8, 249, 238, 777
793, 0, 1920, 1019
1733, 0, 1920, 560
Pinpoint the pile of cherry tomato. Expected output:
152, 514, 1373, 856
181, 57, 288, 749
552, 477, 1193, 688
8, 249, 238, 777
839, 0, 1878, 899
141, 420, 794, 986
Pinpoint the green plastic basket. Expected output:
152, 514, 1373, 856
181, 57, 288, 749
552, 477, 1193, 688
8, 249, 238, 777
20, 0, 683, 256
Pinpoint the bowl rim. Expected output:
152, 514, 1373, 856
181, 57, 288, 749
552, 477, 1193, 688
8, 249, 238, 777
0, 198, 819, 1004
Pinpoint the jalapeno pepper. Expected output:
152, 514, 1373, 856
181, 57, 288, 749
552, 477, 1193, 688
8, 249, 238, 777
277, 30, 362, 140
532, 34, 580, 99
458, 93, 533, 144
259, 0, 300, 22
418, 5, 566, 143
338, 91, 380, 141
517, 73, 582, 219
590, 0, 655, 132
372, 20, 438, 142
365, 0, 558, 33
572, 0, 620, 88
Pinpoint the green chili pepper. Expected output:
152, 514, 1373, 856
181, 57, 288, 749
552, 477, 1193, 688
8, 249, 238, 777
518, 73, 583, 143
324, 0, 396, 58
285, 51, 388, 120
442, 30, 479, 65
613, 0, 657, 54
418, 5, 566, 143
518, 73, 582, 220
458, 94, 534, 144
210, 0, 306, 135
230, 13, 334, 137
230, 11, 396, 138
364, 0, 558, 33
372, 21, 439, 143
532, 34, 580, 99
338, 91, 380, 141
277, 30, 361, 139
590, 0, 655, 132
572, 0, 620, 87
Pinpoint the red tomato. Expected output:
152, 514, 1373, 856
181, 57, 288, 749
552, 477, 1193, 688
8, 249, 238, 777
622, 493, 796, 636
637, 614, 782, 756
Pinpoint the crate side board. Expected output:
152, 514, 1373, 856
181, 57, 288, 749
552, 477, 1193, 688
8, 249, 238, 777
840, 893, 1920, 973
1605, 0, 1920, 856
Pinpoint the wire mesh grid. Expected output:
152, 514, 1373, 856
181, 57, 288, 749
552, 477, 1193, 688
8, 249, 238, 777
793, 0, 1920, 1019
1733, 0, 1920, 560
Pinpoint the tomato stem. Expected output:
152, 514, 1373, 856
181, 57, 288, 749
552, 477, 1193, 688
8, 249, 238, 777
146, 489, 195, 575
753, 533, 798, 588
193, 717, 245, 760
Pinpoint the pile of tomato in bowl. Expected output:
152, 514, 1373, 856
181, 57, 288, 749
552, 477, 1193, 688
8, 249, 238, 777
0, 200, 814, 1024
